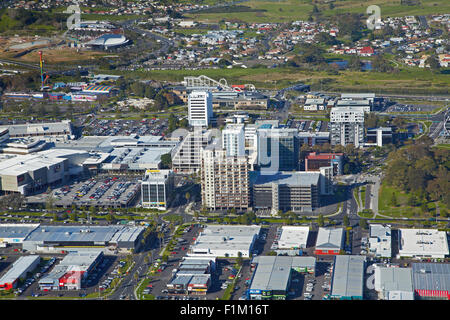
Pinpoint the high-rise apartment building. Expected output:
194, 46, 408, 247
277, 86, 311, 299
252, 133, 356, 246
201, 147, 250, 211
222, 124, 245, 157
330, 107, 365, 147
171, 129, 214, 173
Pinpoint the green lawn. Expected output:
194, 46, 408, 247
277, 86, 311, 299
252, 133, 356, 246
361, 186, 366, 209
378, 184, 439, 218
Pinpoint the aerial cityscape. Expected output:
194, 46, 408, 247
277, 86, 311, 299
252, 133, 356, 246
0, 0, 449, 307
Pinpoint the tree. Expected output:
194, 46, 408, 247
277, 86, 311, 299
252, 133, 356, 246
390, 192, 398, 207
336, 13, 363, 40
168, 113, 178, 132
298, 44, 325, 65
317, 214, 324, 227
425, 55, 440, 72
236, 251, 243, 266
359, 219, 368, 230
45, 194, 55, 213
160, 153, 172, 169
315, 32, 339, 46
106, 213, 116, 223
348, 55, 363, 71
421, 203, 428, 214
343, 214, 349, 227
372, 54, 394, 73
408, 194, 418, 207
70, 212, 77, 221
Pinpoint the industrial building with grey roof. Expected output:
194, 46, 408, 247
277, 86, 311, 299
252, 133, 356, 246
330, 255, 366, 300
21, 224, 146, 253
249, 256, 316, 300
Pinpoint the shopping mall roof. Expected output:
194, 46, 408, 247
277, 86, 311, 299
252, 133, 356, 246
0, 224, 39, 240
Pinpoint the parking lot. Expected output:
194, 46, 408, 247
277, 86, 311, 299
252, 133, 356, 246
386, 103, 441, 113
86, 118, 167, 136
290, 120, 329, 133
52, 177, 140, 208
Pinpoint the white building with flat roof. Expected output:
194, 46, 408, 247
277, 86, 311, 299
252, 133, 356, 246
369, 224, 392, 258
397, 229, 449, 259
189, 225, 260, 258
277, 226, 309, 250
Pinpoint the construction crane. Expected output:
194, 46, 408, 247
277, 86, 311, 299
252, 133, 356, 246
39, 51, 50, 91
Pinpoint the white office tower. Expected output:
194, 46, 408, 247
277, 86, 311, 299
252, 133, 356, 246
188, 91, 213, 127
141, 170, 174, 210
222, 124, 245, 157
330, 107, 365, 148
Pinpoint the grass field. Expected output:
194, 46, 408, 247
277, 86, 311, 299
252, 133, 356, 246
186, 1, 314, 23
119, 65, 450, 94
361, 186, 366, 209
186, 0, 450, 23
434, 144, 450, 150
2, 47, 109, 64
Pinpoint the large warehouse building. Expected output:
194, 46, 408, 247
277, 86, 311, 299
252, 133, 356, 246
22, 225, 146, 253
188, 225, 260, 258
0, 255, 40, 290
374, 265, 414, 300
412, 263, 450, 300
330, 255, 366, 300
249, 256, 316, 300
39, 251, 103, 291
314, 227, 344, 255
397, 228, 449, 259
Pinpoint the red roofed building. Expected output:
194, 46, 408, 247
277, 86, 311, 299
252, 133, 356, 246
305, 152, 344, 175
359, 46, 375, 56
